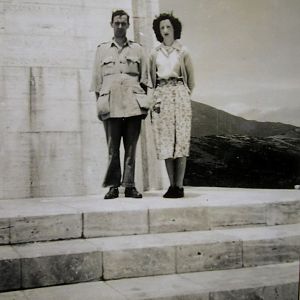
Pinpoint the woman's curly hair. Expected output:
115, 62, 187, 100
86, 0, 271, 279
152, 13, 182, 42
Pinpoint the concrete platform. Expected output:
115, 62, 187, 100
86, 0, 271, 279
0, 262, 298, 300
0, 187, 299, 244
0, 187, 299, 297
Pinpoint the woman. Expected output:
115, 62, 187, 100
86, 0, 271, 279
150, 13, 195, 198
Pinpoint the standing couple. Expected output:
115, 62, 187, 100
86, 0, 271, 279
90, 9, 195, 199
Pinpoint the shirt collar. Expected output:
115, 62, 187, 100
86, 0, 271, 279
111, 38, 133, 48
156, 40, 182, 51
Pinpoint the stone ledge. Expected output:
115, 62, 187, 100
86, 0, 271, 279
0, 262, 297, 300
0, 223, 299, 289
14, 239, 102, 290
0, 188, 299, 245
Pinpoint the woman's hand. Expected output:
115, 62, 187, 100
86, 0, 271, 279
152, 103, 160, 114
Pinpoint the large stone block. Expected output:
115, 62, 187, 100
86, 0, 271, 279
180, 262, 299, 300
243, 236, 300, 267
0, 246, 21, 292
28, 101, 81, 132
10, 214, 82, 244
1, 130, 85, 199
1, 2, 131, 40
15, 240, 102, 288
217, 224, 300, 267
0, 99, 30, 133
79, 122, 105, 195
102, 246, 176, 280
28, 67, 81, 132
84, 209, 148, 237
1, 35, 88, 68
2, 4, 83, 37
0, 66, 82, 132
267, 200, 300, 225
0, 67, 31, 132
0, 219, 10, 245
149, 207, 208, 233
0, 133, 31, 199
208, 204, 266, 229
176, 241, 243, 273
29, 132, 84, 197
88, 233, 177, 280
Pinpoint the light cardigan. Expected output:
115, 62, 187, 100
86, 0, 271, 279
149, 40, 195, 94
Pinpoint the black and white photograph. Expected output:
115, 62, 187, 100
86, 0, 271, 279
0, 0, 299, 299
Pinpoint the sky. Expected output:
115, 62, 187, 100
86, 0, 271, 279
159, 0, 300, 127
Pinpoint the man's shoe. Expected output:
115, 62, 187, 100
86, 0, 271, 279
125, 187, 143, 198
104, 187, 119, 199
163, 186, 176, 198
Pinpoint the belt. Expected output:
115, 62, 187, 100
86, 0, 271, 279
156, 77, 183, 87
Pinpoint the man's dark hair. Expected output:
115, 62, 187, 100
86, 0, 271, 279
111, 9, 130, 24
152, 13, 182, 42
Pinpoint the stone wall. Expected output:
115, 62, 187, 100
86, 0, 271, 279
0, 0, 161, 199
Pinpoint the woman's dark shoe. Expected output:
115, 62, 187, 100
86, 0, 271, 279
104, 187, 119, 199
163, 186, 184, 198
175, 186, 184, 198
125, 187, 143, 198
163, 186, 176, 198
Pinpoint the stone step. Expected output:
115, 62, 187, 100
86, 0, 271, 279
1, 223, 299, 291
0, 187, 299, 245
0, 262, 298, 300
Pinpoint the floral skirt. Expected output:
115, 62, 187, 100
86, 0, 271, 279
152, 81, 192, 160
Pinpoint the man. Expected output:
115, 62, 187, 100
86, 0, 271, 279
90, 9, 149, 199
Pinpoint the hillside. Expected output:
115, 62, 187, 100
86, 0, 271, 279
191, 101, 299, 138
186, 102, 300, 188
185, 135, 300, 189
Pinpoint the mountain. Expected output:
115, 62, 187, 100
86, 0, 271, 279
185, 135, 300, 189
191, 101, 300, 138
185, 101, 300, 188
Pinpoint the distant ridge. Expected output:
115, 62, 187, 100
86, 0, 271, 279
187, 101, 300, 188
191, 101, 299, 138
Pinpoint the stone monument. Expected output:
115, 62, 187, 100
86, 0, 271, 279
0, 0, 162, 200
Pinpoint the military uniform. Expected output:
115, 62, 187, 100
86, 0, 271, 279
90, 39, 149, 120
90, 38, 149, 188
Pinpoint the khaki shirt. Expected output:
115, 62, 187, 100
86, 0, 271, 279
90, 39, 148, 120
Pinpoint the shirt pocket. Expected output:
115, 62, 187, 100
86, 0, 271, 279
96, 91, 110, 119
125, 56, 140, 75
101, 56, 116, 76
132, 85, 151, 110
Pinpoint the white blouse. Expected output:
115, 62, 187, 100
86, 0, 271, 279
156, 46, 181, 79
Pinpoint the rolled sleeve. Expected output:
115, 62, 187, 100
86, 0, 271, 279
138, 47, 149, 88
184, 51, 195, 93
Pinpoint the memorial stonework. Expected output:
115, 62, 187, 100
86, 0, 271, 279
0, 0, 161, 200
0, 188, 299, 298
